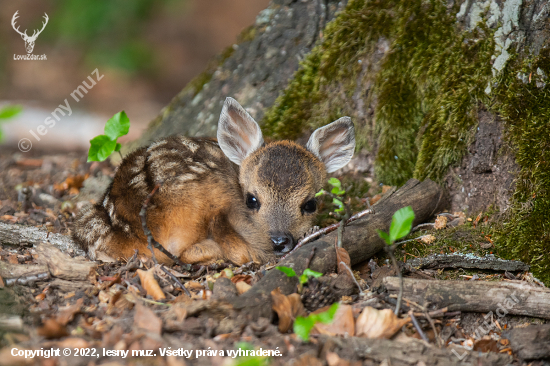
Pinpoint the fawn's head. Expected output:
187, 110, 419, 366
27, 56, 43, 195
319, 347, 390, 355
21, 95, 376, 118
217, 98, 355, 256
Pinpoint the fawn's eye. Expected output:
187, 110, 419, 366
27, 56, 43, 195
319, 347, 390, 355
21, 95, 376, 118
246, 193, 260, 210
302, 199, 317, 214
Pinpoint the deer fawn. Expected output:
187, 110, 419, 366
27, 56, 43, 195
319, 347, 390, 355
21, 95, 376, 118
73, 98, 355, 265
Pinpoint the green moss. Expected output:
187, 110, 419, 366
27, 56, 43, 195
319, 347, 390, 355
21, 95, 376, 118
375, 5, 495, 185
491, 50, 550, 285
263, 0, 495, 186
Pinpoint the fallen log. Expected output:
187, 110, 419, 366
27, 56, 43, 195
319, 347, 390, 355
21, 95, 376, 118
503, 323, 550, 360
232, 178, 446, 319
319, 335, 512, 366
0, 222, 84, 256
406, 253, 529, 272
384, 277, 550, 319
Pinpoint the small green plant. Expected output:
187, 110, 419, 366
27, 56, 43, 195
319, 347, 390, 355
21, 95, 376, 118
377, 206, 415, 315
276, 266, 322, 284
293, 302, 339, 341
88, 111, 129, 162
377, 206, 415, 246
232, 342, 271, 366
0, 105, 23, 141
316, 177, 346, 214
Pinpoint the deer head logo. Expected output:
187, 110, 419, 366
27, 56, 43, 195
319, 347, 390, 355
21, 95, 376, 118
12, 11, 49, 54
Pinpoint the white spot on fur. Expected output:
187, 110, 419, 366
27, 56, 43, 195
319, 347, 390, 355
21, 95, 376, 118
130, 156, 145, 174
189, 164, 206, 174
180, 137, 199, 152
204, 143, 223, 158
206, 161, 217, 168
147, 148, 180, 161
129, 173, 146, 187
147, 140, 168, 151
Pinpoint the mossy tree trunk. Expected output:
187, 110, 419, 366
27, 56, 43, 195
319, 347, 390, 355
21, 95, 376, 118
132, 0, 550, 285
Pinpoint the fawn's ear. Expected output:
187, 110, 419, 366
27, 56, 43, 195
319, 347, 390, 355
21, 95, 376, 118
217, 97, 264, 165
306, 117, 355, 173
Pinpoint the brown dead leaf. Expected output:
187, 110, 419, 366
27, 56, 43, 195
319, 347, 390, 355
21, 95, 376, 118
54, 174, 88, 193
336, 246, 351, 275
473, 212, 482, 228
271, 288, 306, 333
58, 337, 90, 349
56, 298, 83, 325
236, 281, 251, 294
355, 306, 410, 339
474, 338, 499, 352
7, 255, 18, 265
381, 185, 393, 194
420, 235, 436, 245
434, 216, 448, 230
231, 274, 253, 285
312, 304, 355, 336
37, 318, 69, 339
369, 194, 382, 206
0, 275, 4, 289
0, 215, 18, 223
137, 268, 166, 300
134, 302, 162, 336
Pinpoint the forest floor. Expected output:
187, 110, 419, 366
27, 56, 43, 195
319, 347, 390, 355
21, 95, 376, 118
0, 148, 548, 366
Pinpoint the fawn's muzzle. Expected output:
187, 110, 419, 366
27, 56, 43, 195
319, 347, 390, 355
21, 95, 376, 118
270, 233, 294, 255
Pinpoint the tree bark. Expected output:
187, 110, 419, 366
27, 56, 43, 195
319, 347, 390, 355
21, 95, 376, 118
504, 323, 550, 360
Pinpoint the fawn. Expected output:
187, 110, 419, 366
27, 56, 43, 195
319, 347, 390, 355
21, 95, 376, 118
73, 98, 355, 265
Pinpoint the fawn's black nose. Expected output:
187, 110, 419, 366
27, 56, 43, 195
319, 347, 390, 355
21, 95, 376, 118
270, 233, 295, 255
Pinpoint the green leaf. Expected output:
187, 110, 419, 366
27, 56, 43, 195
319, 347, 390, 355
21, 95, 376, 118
331, 187, 345, 195
315, 189, 325, 197
276, 266, 297, 277
0, 105, 23, 120
314, 303, 339, 324
303, 268, 323, 278
389, 206, 415, 243
377, 229, 391, 245
114, 143, 122, 152
88, 135, 117, 162
328, 177, 341, 188
299, 274, 308, 285
332, 198, 343, 208
104, 111, 130, 140
293, 316, 316, 341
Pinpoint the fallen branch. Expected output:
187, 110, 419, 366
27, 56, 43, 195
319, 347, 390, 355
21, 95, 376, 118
384, 277, 550, 319
405, 253, 529, 272
0, 222, 84, 255
34, 242, 96, 281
